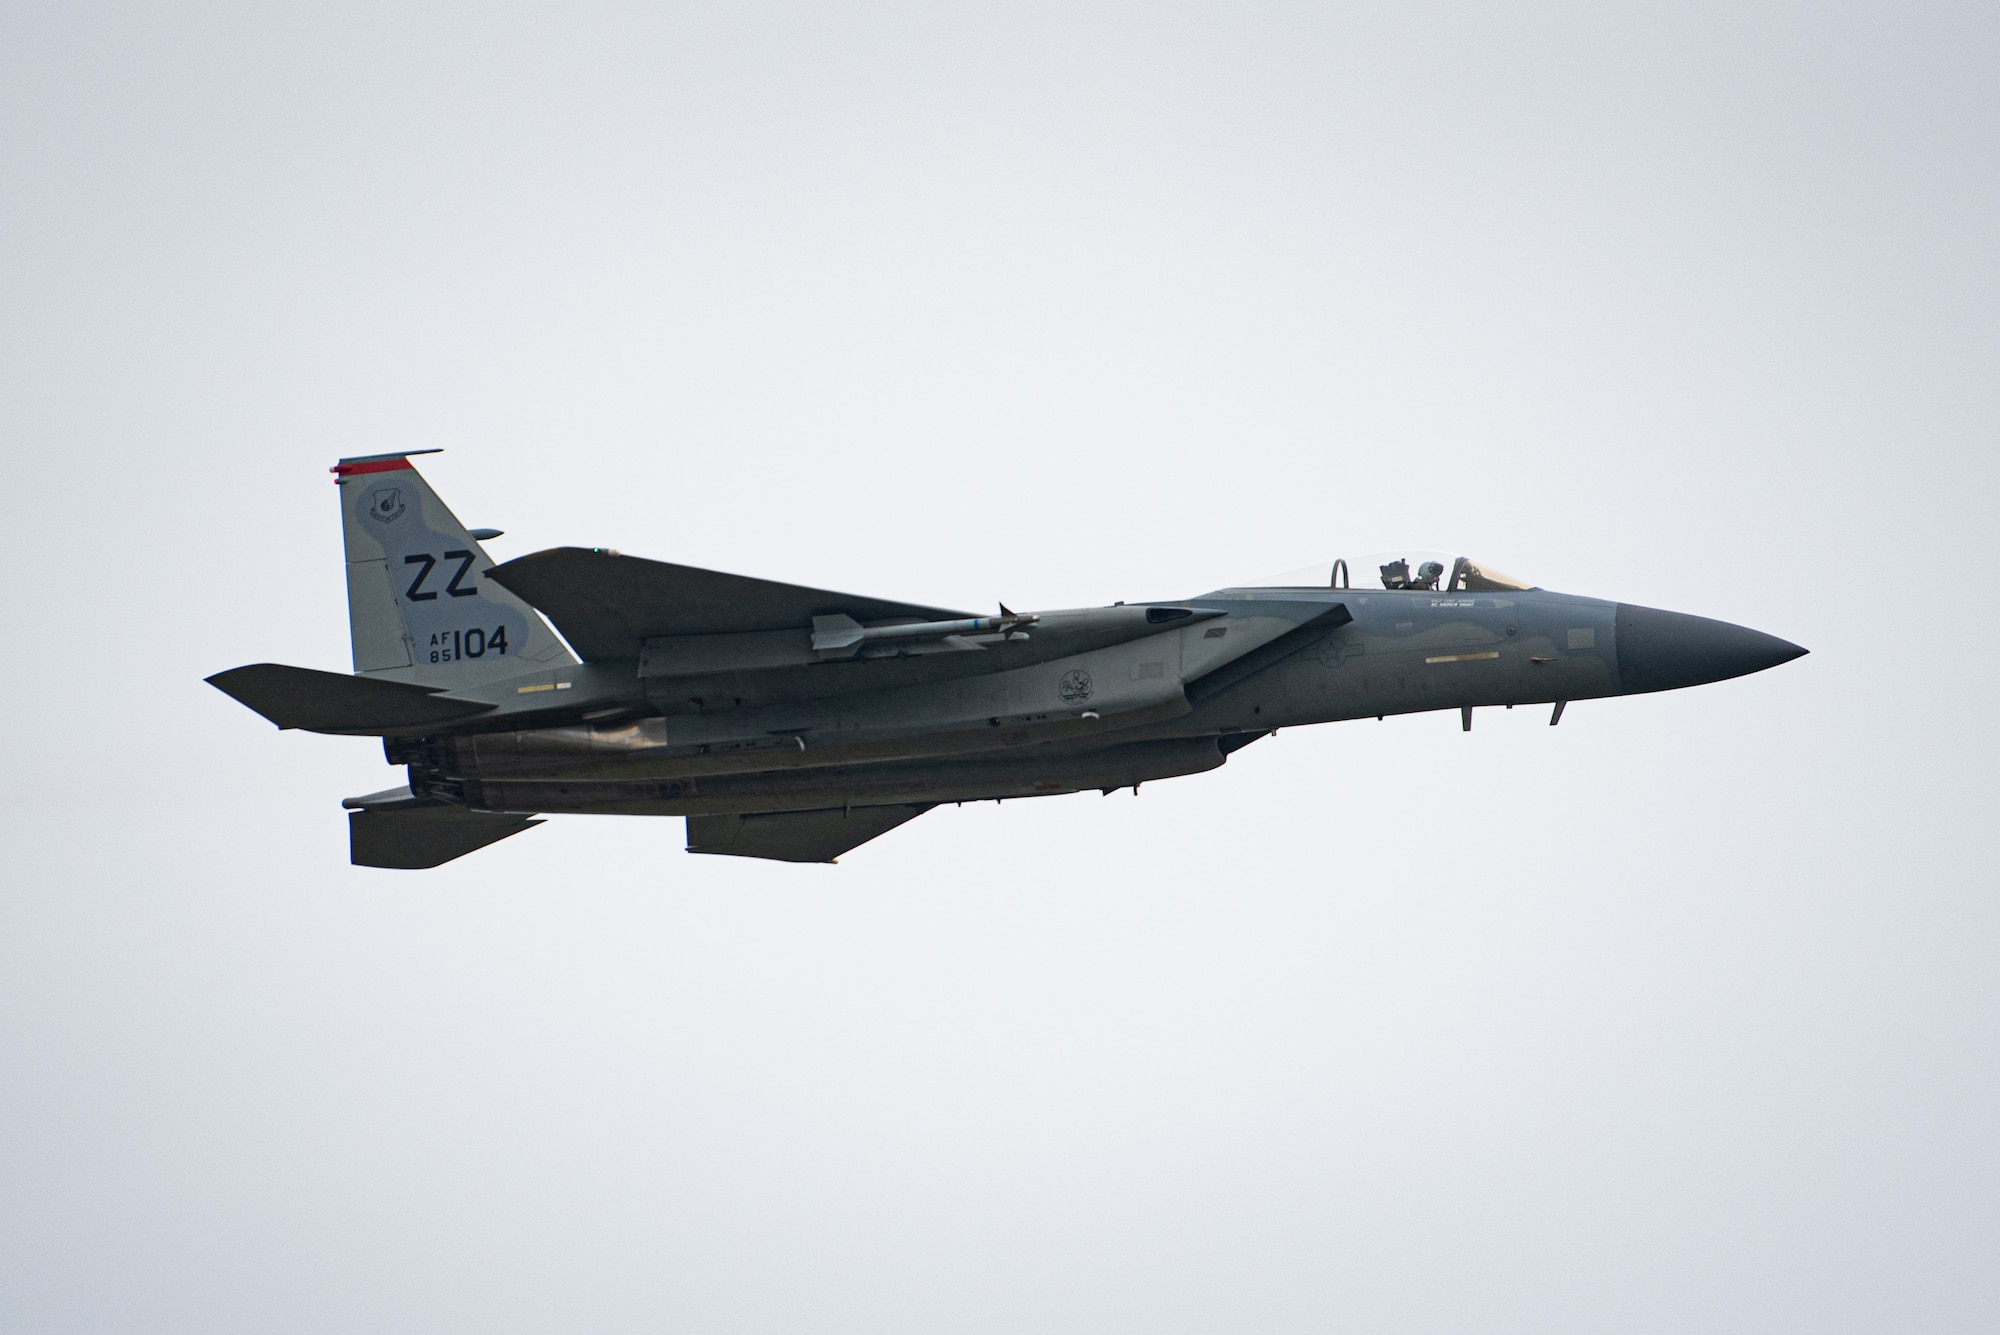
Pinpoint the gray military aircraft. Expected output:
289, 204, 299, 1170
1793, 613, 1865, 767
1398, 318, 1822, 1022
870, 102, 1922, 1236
207, 453, 1807, 867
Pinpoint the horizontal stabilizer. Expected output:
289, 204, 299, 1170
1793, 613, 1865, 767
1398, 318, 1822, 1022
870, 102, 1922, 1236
487, 547, 970, 662
349, 804, 542, 868
686, 804, 930, 863
206, 662, 496, 734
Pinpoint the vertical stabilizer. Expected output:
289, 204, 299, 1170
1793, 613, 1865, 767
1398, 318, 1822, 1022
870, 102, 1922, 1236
334, 452, 575, 687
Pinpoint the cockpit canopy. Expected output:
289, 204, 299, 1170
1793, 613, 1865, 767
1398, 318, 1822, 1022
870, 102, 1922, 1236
1372, 555, 1532, 593
1244, 551, 1535, 592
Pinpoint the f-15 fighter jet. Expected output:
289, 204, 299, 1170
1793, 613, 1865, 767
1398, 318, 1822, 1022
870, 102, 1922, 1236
207, 453, 1807, 867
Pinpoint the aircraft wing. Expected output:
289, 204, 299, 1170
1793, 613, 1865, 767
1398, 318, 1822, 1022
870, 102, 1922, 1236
685, 804, 930, 863
486, 547, 971, 662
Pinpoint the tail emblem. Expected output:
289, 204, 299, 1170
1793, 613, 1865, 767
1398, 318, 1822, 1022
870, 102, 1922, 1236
366, 488, 407, 524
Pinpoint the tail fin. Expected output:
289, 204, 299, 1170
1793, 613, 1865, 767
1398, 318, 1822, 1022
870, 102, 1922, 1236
334, 452, 576, 687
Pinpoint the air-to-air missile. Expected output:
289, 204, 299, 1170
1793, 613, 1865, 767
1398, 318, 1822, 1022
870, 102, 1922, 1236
206, 453, 1808, 867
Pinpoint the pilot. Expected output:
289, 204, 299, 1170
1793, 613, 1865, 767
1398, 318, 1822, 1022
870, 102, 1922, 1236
1379, 558, 1446, 591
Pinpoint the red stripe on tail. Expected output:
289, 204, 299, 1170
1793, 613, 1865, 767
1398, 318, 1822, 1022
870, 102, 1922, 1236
330, 458, 414, 478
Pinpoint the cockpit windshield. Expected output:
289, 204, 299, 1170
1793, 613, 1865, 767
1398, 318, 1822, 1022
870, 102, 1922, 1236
1242, 550, 1536, 592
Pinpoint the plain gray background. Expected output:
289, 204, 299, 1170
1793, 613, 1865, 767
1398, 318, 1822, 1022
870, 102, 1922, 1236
3, 3, 1994, 1331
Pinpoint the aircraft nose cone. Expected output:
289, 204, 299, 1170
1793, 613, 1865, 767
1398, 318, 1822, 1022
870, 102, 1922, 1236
1614, 603, 1807, 694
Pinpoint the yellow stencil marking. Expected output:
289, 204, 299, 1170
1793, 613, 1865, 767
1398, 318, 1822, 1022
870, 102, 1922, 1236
1425, 651, 1502, 664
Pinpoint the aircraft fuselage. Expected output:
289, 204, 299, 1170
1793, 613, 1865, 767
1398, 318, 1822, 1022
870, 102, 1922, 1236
394, 586, 1797, 819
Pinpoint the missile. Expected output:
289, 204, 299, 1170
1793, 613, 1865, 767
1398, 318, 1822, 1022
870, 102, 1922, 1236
811, 611, 1039, 658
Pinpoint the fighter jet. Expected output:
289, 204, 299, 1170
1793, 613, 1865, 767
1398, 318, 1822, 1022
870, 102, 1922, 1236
206, 453, 1808, 867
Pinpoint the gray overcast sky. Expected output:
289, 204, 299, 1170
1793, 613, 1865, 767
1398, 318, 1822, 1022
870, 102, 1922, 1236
3, 3, 1995, 1331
